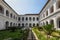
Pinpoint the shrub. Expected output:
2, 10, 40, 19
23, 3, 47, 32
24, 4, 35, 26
38, 27, 43, 31
8, 27, 17, 32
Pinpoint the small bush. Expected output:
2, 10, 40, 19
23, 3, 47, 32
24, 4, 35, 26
38, 27, 43, 31
8, 27, 17, 32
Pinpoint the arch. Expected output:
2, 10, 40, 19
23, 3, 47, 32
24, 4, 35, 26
29, 23, 31, 27
46, 21, 48, 25
10, 22, 12, 26
26, 17, 28, 21
5, 21, 9, 29
29, 17, 31, 21
0, 5, 4, 14
33, 23, 35, 27
18, 17, 20, 21
37, 17, 39, 21
6, 10, 9, 16
13, 23, 15, 26
33, 17, 35, 21
50, 5, 54, 13
22, 23, 24, 27
57, 17, 60, 28
50, 19, 54, 25
37, 23, 39, 26
22, 17, 24, 21
57, 0, 60, 9
18, 23, 20, 27
10, 13, 13, 18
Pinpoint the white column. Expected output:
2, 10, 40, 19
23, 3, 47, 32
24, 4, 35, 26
54, 18, 57, 29
48, 20, 50, 24
54, 2, 57, 12
48, 9, 50, 15
4, 9, 6, 16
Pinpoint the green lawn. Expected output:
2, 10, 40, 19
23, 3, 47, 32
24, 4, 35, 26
32, 27, 60, 40
0, 29, 29, 40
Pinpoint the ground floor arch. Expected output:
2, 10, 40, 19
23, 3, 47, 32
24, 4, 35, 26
5, 21, 9, 29
57, 17, 60, 28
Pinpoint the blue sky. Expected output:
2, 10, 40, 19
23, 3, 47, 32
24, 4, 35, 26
5, 0, 47, 15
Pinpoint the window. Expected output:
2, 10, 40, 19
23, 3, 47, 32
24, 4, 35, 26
33, 23, 35, 27
46, 21, 48, 25
37, 23, 39, 26
37, 17, 39, 21
33, 17, 35, 21
13, 23, 15, 26
10, 13, 12, 18
16, 17, 17, 20
57, 0, 60, 8
29, 23, 31, 27
22, 23, 24, 27
46, 11, 48, 16
26, 17, 28, 21
6, 10, 9, 16
0, 5, 4, 14
18, 23, 20, 26
43, 14, 45, 17
18, 17, 20, 21
14, 15, 15, 19
5, 21, 9, 27
29, 17, 31, 21
22, 17, 24, 21
50, 6, 54, 13
10, 22, 12, 26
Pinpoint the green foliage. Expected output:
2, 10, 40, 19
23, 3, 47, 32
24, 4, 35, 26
32, 27, 58, 40
38, 27, 43, 31
43, 24, 53, 35
0, 29, 29, 40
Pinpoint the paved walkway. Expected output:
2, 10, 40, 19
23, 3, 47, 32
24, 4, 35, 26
27, 30, 36, 40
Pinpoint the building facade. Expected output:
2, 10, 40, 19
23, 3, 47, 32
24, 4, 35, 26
39, 0, 60, 30
18, 14, 39, 27
0, 0, 60, 30
0, 0, 39, 30
0, 0, 18, 30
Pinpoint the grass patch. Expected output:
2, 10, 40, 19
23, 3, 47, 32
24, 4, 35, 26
32, 27, 60, 40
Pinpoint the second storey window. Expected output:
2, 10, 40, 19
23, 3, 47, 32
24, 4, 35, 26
33, 17, 35, 21
0, 5, 4, 14
50, 6, 54, 13
16, 17, 17, 20
29, 17, 31, 21
10, 13, 12, 18
6, 10, 9, 16
26, 17, 28, 21
18, 17, 20, 21
43, 14, 45, 17
57, 0, 60, 8
14, 15, 15, 19
46, 11, 48, 16
22, 17, 24, 21
37, 17, 39, 21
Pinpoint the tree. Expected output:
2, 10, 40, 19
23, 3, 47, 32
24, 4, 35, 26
42, 24, 54, 40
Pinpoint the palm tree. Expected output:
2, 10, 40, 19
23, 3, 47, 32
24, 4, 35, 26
42, 24, 54, 40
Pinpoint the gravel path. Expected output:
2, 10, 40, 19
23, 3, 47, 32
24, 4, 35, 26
27, 30, 36, 40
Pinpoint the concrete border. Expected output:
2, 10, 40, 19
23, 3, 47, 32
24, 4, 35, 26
32, 30, 39, 40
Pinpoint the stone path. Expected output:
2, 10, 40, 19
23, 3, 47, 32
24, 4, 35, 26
27, 30, 36, 40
